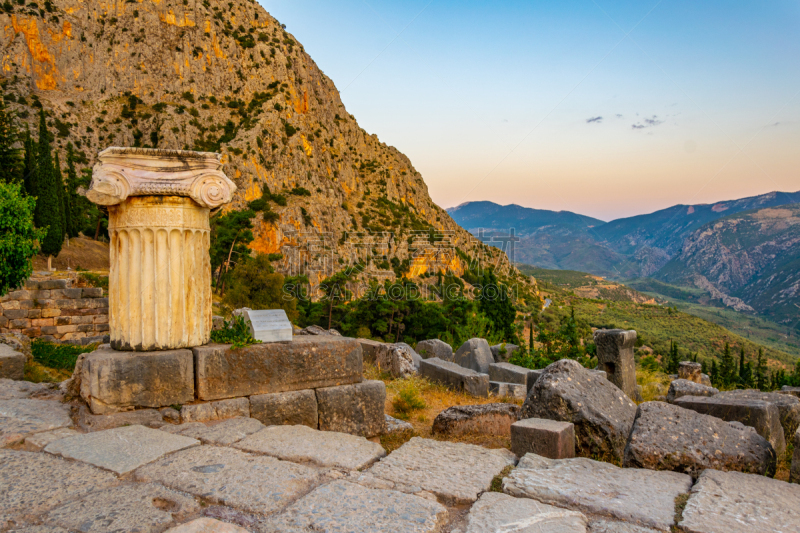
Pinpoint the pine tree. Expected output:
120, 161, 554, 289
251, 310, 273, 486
0, 93, 21, 183
34, 108, 62, 269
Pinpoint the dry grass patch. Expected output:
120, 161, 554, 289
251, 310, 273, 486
24, 360, 72, 383
636, 368, 671, 403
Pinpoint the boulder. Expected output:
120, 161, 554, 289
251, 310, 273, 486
678, 361, 702, 383
416, 339, 454, 362
375, 343, 417, 378
397, 342, 423, 369
593, 329, 638, 401
521, 359, 637, 461
511, 418, 575, 459
674, 394, 786, 455
385, 414, 413, 434
623, 401, 776, 477
666, 378, 718, 403
700, 373, 712, 387
419, 357, 489, 397
715, 389, 800, 442
490, 343, 520, 363
432, 403, 520, 437
454, 338, 494, 373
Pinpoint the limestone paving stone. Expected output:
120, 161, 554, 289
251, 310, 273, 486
666, 379, 718, 403
6, 527, 70, 533
0, 399, 73, 446
134, 445, 322, 516
0, 379, 50, 400
0, 450, 117, 527
165, 518, 250, 533
250, 389, 318, 428
511, 418, 576, 460
262, 480, 448, 533
674, 394, 786, 455
588, 520, 660, 533
45, 424, 200, 474
45, 483, 199, 533
234, 424, 386, 470
416, 338, 454, 361
419, 357, 489, 397
22, 428, 79, 451
465, 492, 588, 533
679, 469, 800, 533
454, 338, 494, 373
367, 437, 517, 504
192, 336, 363, 401
431, 403, 520, 437
316, 380, 386, 437
623, 401, 776, 477
521, 359, 637, 461
177, 417, 265, 446
160, 422, 207, 434
503, 454, 693, 531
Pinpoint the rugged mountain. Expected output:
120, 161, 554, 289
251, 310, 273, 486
656, 205, 800, 326
447, 201, 603, 234
1, 0, 519, 291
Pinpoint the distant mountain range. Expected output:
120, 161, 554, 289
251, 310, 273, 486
448, 190, 800, 327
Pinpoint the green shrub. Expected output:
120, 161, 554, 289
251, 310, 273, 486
392, 380, 426, 419
31, 339, 97, 370
78, 272, 108, 291
209, 315, 260, 348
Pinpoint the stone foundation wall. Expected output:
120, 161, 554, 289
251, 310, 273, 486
0, 279, 109, 345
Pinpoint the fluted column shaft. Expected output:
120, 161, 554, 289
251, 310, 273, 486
108, 196, 211, 351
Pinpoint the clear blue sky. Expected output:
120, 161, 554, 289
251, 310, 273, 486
262, 0, 800, 220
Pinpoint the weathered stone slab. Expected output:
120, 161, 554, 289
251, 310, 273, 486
0, 450, 117, 526
490, 343, 521, 363
419, 357, 489, 397
416, 339, 453, 361
679, 469, 800, 533
780, 386, 800, 398
678, 361, 702, 383
176, 417, 265, 446
504, 454, 692, 531
432, 403, 520, 437
263, 480, 447, 533
316, 380, 386, 437
243, 309, 292, 343
0, 344, 25, 380
715, 389, 800, 442
192, 336, 362, 401
76, 405, 165, 431
368, 437, 517, 504
375, 343, 417, 378
23, 428, 79, 451
489, 362, 538, 391
792, 427, 800, 484
0, 379, 50, 400
490, 381, 527, 399
521, 359, 637, 461
250, 389, 318, 428
666, 379, 718, 403
45, 483, 199, 533
511, 418, 575, 460
465, 492, 587, 533
135, 445, 322, 516
0, 399, 73, 446
624, 401, 775, 477
587, 520, 660, 533
455, 338, 494, 373
45, 424, 199, 474
358, 338, 383, 362
674, 394, 786, 455
385, 414, 413, 434
165, 518, 250, 533
80, 346, 194, 414
234, 424, 386, 470
593, 329, 638, 401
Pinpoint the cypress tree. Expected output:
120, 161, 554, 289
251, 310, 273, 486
0, 93, 21, 183
34, 108, 62, 269
719, 342, 736, 388
755, 348, 768, 391
64, 143, 80, 238
710, 359, 719, 387
22, 129, 36, 197
738, 346, 746, 381
53, 152, 68, 242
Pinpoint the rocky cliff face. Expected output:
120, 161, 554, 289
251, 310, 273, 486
1, 0, 519, 290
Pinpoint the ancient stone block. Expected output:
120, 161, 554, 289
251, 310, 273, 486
358, 338, 383, 362
511, 418, 576, 459
489, 381, 527, 399
624, 401, 776, 477
781, 386, 800, 398
235, 424, 386, 470
82, 287, 103, 298
80, 346, 194, 414
39, 279, 68, 290
250, 389, 318, 428
489, 362, 538, 391
678, 361, 702, 383
666, 378, 718, 403
416, 338, 453, 361
76, 405, 166, 432
316, 380, 386, 438
715, 389, 800, 443
454, 338, 494, 373
193, 336, 362, 401
674, 395, 786, 455
593, 329, 638, 400
0, 344, 25, 380
522, 359, 637, 461
432, 403, 520, 437
419, 357, 489, 397
679, 469, 800, 533
375, 343, 417, 378
490, 343, 521, 363
4, 309, 28, 319
181, 402, 215, 423
465, 492, 587, 533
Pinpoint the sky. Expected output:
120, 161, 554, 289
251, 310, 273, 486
261, 0, 800, 221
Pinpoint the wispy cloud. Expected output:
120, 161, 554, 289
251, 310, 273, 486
631, 114, 664, 129
586, 116, 603, 123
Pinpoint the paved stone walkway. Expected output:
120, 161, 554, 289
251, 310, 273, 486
2, 380, 800, 532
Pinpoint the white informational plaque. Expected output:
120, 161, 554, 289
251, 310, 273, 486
244, 309, 293, 343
